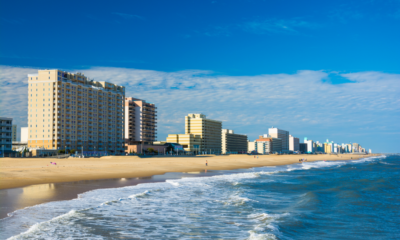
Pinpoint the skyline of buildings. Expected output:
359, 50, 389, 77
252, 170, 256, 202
0, 69, 373, 155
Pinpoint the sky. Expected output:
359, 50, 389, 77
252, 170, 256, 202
0, 0, 399, 152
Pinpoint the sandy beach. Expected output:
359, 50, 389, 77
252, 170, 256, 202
0, 154, 370, 190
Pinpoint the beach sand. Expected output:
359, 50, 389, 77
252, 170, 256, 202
0, 154, 370, 190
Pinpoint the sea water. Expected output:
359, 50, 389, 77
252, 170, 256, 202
0, 155, 399, 239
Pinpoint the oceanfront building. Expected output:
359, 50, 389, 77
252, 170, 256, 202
304, 137, 314, 153
21, 127, 28, 143
124, 97, 157, 145
289, 135, 299, 152
0, 117, 13, 152
268, 127, 289, 152
221, 129, 248, 154
12, 125, 17, 141
166, 113, 222, 153
248, 135, 282, 154
27, 70, 125, 154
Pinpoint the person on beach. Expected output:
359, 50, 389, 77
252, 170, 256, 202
206, 160, 208, 166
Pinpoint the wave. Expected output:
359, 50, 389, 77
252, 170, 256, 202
1, 155, 386, 240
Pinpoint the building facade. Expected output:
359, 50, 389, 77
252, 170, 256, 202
248, 136, 282, 154
27, 70, 125, 154
289, 135, 299, 152
0, 117, 13, 152
299, 143, 307, 153
125, 97, 157, 145
21, 127, 28, 143
12, 125, 17, 142
166, 134, 201, 152
268, 127, 289, 152
221, 129, 248, 154
166, 114, 222, 153
185, 114, 222, 152
304, 137, 314, 153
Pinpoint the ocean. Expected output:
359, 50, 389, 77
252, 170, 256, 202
0, 155, 398, 239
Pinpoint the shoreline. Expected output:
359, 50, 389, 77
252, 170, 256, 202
0, 154, 375, 219
0, 154, 372, 190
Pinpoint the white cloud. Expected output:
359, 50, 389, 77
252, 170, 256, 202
1, 66, 399, 151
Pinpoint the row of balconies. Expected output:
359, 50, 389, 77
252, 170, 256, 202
1, 127, 12, 132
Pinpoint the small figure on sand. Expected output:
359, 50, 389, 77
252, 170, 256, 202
206, 160, 208, 166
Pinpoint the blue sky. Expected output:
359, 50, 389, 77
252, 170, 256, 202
1, 0, 399, 152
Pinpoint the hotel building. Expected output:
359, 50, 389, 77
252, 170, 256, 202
248, 135, 282, 154
166, 113, 222, 153
289, 135, 299, 152
268, 127, 289, 152
221, 129, 248, 154
27, 70, 125, 154
304, 137, 314, 153
125, 97, 157, 145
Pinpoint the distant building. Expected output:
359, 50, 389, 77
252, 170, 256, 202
289, 135, 299, 152
125, 97, 157, 145
12, 125, 17, 142
254, 137, 272, 154
166, 114, 222, 153
166, 134, 201, 152
21, 127, 28, 143
0, 117, 13, 152
221, 129, 247, 154
268, 127, 289, 152
352, 143, 359, 153
249, 136, 282, 154
299, 143, 307, 153
324, 139, 334, 153
369, 149, 372, 154
304, 137, 314, 153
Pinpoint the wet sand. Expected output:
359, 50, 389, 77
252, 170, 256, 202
0, 154, 371, 218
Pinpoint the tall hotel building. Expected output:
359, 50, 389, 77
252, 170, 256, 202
27, 70, 125, 154
124, 97, 157, 144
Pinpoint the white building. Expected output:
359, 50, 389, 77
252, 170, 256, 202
289, 135, 299, 152
268, 127, 289, 152
21, 127, 29, 143
304, 137, 314, 153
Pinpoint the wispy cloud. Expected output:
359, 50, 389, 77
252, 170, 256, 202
194, 18, 318, 37
1, 66, 399, 152
239, 18, 317, 34
112, 12, 143, 20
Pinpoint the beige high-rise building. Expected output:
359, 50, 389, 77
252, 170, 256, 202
125, 97, 157, 145
185, 114, 222, 152
221, 129, 247, 154
166, 113, 222, 153
27, 70, 125, 154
